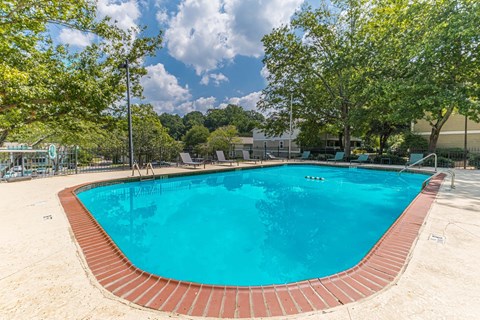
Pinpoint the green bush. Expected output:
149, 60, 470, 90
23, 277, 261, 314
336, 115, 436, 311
436, 148, 466, 161
469, 153, 480, 169
352, 148, 368, 155
315, 154, 330, 161
372, 154, 406, 165
425, 156, 454, 168
393, 132, 428, 156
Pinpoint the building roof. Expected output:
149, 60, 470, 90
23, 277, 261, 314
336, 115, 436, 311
236, 137, 253, 144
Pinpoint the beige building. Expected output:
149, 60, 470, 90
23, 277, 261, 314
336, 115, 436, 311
252, 129, 302, 158
252, 129, 362, 159
232, 137, 253, 158
413, 114, 480, 149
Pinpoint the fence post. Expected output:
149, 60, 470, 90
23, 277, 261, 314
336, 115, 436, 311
75, 146, 78, 174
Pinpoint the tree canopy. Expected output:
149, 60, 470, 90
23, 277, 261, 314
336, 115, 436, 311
260, 0, 480, 153
0, 0, 162, 145
260, 1, 370, 157
204, 105, 264, 135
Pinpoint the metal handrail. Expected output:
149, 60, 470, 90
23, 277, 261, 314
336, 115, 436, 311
398, 153, 437, 175
131, 162, 142, 177
145, 162, 155, 178
422, 169, 455, 190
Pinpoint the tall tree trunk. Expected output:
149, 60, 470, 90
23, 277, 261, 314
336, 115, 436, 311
428, 128, 441, 153
0, 130, 8, 146
428, 106, 454, 152
342, 103, 351, 158
344, 125, 351, 158
379, 134, 388, 156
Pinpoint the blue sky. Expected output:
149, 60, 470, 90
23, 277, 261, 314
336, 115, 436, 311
55, 0, 316, 115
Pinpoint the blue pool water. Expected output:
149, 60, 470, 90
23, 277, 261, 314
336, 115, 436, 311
77, 165, 427, 286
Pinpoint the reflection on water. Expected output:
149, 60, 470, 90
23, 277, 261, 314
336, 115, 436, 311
77, 165, 427, 286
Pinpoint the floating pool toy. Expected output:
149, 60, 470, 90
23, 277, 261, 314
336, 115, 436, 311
305, 176, 324, 180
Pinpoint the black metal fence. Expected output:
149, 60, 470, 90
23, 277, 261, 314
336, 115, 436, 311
1, 145, 479, 181
307, 147, 480, 169
0, 145, 182, 180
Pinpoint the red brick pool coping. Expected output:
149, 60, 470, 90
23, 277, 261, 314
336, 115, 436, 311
58, 172, 445, 318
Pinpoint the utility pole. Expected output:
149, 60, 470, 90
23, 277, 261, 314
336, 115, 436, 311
464, 115, 468, 169
289, 93, 293, 160
120, 60, 134, 169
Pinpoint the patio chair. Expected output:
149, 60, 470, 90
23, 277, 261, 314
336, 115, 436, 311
405, 153, 424, 167
242, 150, 258, 164
326, 151, 345, 162
266, 152, 286, 161
350, 154, 370, 164
179, 152, 204, 169
215, 150, 237, 166
298, 151, 311, 161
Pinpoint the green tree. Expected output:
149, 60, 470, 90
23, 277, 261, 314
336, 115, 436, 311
131, 105, 180, 164
366, 0, 480, 152
204, 109, 228, 131
204, 105, 265, 134
260, 2, 371, 158
183, 125, 210, 149
95, 104, 181, 164
0, 0, 162, 145
207, 125, 240, 154
159, 113, 186, 140
183, 111, 205, 131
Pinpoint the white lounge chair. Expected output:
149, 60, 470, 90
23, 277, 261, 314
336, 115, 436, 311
215, 150, 237, 166
242, 150, 258, 164
179, 152, 204, 169
266, 152, 286, 161
327, 151, 345, 162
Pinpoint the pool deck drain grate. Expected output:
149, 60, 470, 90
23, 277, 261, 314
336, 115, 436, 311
429, 233, 446, 244
58, 173, 445, 318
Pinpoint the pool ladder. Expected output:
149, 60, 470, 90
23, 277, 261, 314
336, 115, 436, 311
132, 162, 156, 181
398, 153, 455, 190
421, 169, 455, 190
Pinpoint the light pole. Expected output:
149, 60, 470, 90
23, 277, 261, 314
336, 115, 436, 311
288, 93, 293, 160
120, 59, 134, 169
464, 114, 468, 169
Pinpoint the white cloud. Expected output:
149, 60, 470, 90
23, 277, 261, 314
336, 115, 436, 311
164, 0, 233, 75
200, 73, 229, 86
156, 9, 169, 25
163, 0, 303, 74
97, 0, 141, 31
176, 96, 217, 115
219, 91, 262, 111
260, 65, 270, 83
224, 0, 303, 56
141, 63, 192, 114
58, 29, 94, 48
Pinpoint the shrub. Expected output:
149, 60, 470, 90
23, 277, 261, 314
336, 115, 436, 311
392, 132, 428, 156
372, 154, 406, 165
424, 156, 454, 168
469, 153, 480, 169
436, 148, 467, 161
315, 154, 330, 161
352, 148, 368, 155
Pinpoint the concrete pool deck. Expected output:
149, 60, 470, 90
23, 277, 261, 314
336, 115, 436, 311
0, 162, 479, 319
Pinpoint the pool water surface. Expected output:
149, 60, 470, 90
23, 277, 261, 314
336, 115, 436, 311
77, 165, 427, 286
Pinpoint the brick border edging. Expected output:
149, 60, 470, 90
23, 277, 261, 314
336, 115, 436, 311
58, 171, 445, 318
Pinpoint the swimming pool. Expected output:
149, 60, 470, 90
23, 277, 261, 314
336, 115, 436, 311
76, 164, 427, 286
